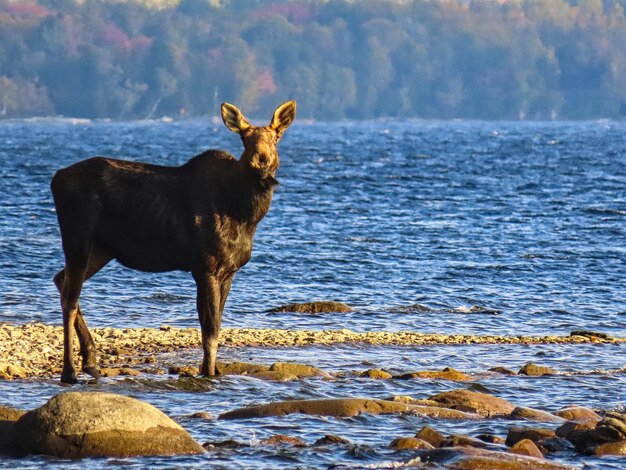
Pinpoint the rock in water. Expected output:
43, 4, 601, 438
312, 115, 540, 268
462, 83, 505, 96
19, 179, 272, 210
267, 301, 353, 313
427, 389, 516, 416
9, 392, 204, 458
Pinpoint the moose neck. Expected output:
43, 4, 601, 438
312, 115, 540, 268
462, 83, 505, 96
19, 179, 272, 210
231, 161, 277, 225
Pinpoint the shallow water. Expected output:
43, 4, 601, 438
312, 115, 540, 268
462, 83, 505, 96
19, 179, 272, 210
1, 119, 625, 467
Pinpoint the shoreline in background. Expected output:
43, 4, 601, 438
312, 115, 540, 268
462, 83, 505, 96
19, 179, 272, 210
0, 322, 623, 380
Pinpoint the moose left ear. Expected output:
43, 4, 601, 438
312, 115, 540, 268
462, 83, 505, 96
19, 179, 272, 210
270, 100, 296, 139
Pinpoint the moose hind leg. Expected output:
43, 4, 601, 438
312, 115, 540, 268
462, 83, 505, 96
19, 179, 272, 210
54, 253, 110, 380
60, 265, 87, 384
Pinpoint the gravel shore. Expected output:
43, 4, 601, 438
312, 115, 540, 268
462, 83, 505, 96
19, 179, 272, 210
0, 322, 623, 379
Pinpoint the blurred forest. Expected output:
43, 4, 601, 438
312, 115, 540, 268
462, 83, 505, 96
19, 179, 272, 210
1, 0, 626, 120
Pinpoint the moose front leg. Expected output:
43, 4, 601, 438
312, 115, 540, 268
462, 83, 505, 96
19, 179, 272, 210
193, 271, 222, 376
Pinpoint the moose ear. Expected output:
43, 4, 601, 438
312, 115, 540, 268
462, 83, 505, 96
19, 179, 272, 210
270, 100, 296, 138
221, 102, 252, 134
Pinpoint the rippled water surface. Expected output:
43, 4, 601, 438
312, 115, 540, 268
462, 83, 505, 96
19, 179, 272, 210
1, 119, 625, 468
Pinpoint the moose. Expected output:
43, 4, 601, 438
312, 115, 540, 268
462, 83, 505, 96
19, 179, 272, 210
51, 100, 296, 383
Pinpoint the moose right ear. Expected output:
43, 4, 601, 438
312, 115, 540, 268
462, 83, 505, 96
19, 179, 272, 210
221, 103, 252, 134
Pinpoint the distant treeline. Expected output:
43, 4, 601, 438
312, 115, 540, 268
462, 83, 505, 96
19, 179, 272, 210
1, 0, 626, 120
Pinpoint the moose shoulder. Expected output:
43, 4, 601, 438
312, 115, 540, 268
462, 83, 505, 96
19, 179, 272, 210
51, 101, 296, 384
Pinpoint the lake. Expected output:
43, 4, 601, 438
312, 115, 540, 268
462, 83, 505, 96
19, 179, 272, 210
0, 118, 625, 468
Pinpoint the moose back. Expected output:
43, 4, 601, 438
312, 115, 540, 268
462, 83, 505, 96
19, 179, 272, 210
51, 101, 296, 383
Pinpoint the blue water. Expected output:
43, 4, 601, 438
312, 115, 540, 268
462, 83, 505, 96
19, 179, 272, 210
1, 119, 625, 468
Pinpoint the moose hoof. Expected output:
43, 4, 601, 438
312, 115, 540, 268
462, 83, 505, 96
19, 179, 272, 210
83, 366, 101, 379
60, 369, 78, 384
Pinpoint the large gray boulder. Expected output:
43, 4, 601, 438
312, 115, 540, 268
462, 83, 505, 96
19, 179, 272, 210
9, 392, 204, 458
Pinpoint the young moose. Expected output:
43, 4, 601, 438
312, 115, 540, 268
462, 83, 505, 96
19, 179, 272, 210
51, 101, 296, 384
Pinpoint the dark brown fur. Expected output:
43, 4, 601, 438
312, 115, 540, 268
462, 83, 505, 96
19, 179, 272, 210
51, 101, 296, 383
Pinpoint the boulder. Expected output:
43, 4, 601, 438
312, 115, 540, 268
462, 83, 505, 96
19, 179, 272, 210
427, 389, 516, 416
506, 426, 556, 446
509, 438, 544, 458
267, 301, 353, 313
395, 367, 471, 381
413, 446, 574, 469
389, 437, 433, 450
360, 369, 392, 379
9, 392, 204, 458
594, 440, 626, 456
518, 363, 556, 376
0, 406, 26, 454
592, 412, 626, 443
219, 398, 480, 420
440, 434, 503, 451
555, 420, 597, 452
415, 425, 445, 447
509, 406, 565, 423
553, 406, 600, 423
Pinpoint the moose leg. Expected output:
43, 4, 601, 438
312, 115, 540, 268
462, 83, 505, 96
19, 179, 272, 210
214, 274, 234, 375
193, 271, 222, 376
55, 253, 111, 381
60, 264, 87, 384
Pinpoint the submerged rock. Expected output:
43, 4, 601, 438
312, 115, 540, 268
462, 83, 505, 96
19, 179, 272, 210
395, 367, 471, 381
9, 392, 204, 458
268, 362, 331, 379
413, 446, 574, 469
219, 398, 480, 420
217, 361, 270, 375
313, 435, 351, 446
260, 434, 307, 447
360, 369, 393, 379
594, 440, 626, 456
389, 437, 433, 450
509, 406, 565, 423
267, 301, 353, 313
518, 363, 556, 376
427, 389, 516, 416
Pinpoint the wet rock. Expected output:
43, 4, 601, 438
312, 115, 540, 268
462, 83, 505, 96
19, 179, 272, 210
538, 437, 575, 454
188, 412, 212, 420
518, 363, 556, 376
556, 420, 597, 452
509, 438, 544, 458
506, 426, 556, 446
440, 434, 503, 450
389, 437, 433, 450
0, 406, 26, 454
10, 391, 204, 458
268, 362, 331, 379
168, 365, 198, 377
203, 439, 246, 450
267, 301, 353, 313
250, 370, 298, 381
509, 406, 565, 423
313, 435, 351, 446
594, 440, 626, 456
569, 330, 611, 340
592, 412, 626, 443
219, 398, 479, 420
489, 366, 517, 375
553, 406, 600, 423
395, 367, 471, 381
476, 434, 506, 445
427, 389, 516, 416
260, 434, 306, 447
360, 369, 392, 379
216, 361, 269, 375
413, 446, 574, 469
415, 425, 445, 447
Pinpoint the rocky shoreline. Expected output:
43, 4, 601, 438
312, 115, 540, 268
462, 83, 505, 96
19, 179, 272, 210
0, 322, 623, 380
